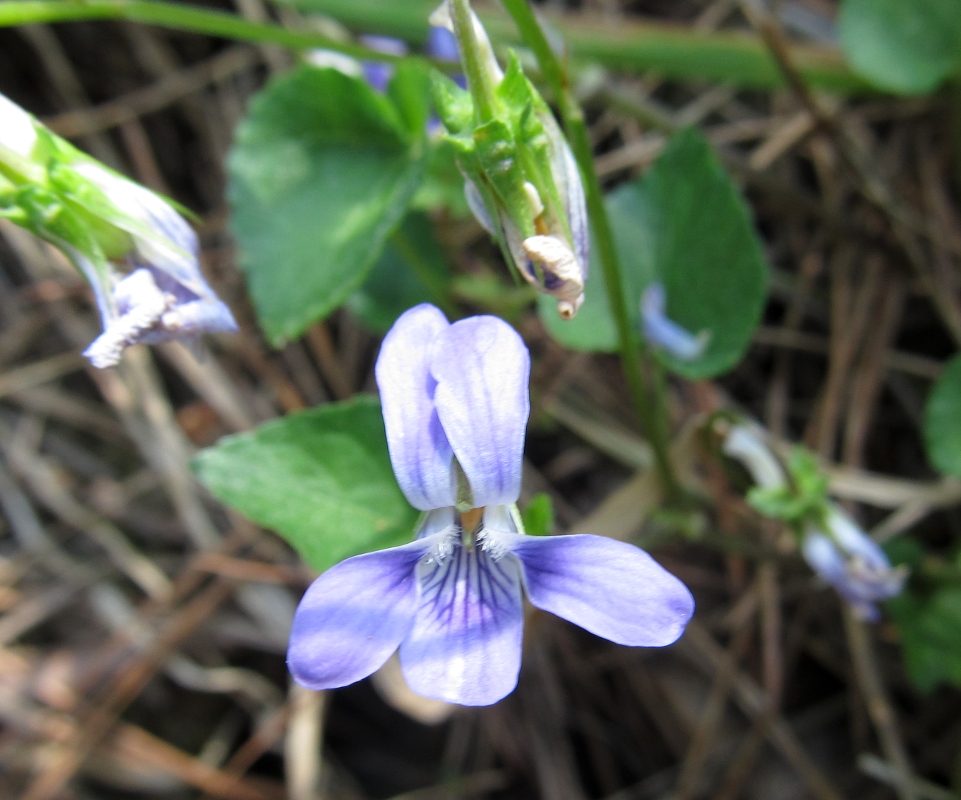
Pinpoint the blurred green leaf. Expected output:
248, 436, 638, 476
228, 62, 430, 345
451, 272, 536, 321
924, 353, 961, 477
410, 137, 471, 216
840, 0, 961, 94
193, 396, 417, 572
540, 128, 768, 379
347, 212, 450, 333
889, 586, 961, 692
521, 493, 554, 537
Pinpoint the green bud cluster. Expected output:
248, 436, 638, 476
746, 447, 832, 537
429, 0, 587, 318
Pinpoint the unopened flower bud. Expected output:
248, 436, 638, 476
0, 92, 237, 368
428, 0, 590, 318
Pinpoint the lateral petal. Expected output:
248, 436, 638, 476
429, 316, 530, 507
287, 539, 432, 690
375, 304, 456, 510
514, 534, 694, 647
400, 547, 524, 705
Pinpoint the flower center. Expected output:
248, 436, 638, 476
459, 507, 483, 535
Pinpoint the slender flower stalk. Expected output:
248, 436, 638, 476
721, 422, 906, 620
497, 0, 678, 498
287, 304, 694, 705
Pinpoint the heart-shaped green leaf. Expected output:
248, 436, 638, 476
228, 62, 430, 345
540, 128, 768, 380
924, 353, 961, 477
193, 396, 417, 572
840, 0, 961, 94
348, 212, 451, 333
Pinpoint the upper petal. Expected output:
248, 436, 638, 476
287, 539, 433, 690
400, 546, 524, 706
513, 534, 694, 647
429, 316, 530, 507
375, 304, 456, 510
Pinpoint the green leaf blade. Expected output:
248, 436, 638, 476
924, 353, 961, 477
228, 64, 429, 344
193, 396, 418, 572
840, 0, 961, 94
539, 128, 768, 380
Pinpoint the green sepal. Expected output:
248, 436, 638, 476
387, 59, 433, 140
746, 448, 830, 535
473, 118, 535, 238
494, 53, 570, 242
430, 69, 475, 134
520, 493, 554, 537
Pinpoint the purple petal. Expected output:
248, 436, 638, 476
801, 530, 846, 585
359, 36, 406, 93
287, 539, 431, 690
464, 179, 496, 235
429, 316, 530, 507
427, 26, 460, 62
375, 304, 456, 510
802, 509, 905, 619
641, 283, 708, 361
400, 546, 524, 705
556, 131, 589, 280
513, 534, 694, 646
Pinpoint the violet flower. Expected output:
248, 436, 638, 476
802, 511, 907, 622
77, 163, 237, 368
722, 423, 905, 620
358, 35, 409, 93
288, 304, 694, 706
641, 283, 709, 361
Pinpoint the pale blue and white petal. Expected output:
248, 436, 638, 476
429, 315, 530, 507
513, 533, 695, 646
375, 304, 457, 510
641, 282, 708, 361
400, 544, 524, 705
287, 538, 435, 690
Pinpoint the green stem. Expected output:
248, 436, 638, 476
500, 0, 678, 497
293, 0, 874, 95
449, 0, 496, 123
0, 1, 412, 64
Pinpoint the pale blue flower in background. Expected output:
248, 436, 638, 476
641, 282, 709, 361
358, 35, 409, 92
76, 163, 237, 368
287, 304, 694, 706
802, 510, 907, 621
427, 25, 460, 65
722, 422, 905, 620
0, 92, 236, 368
